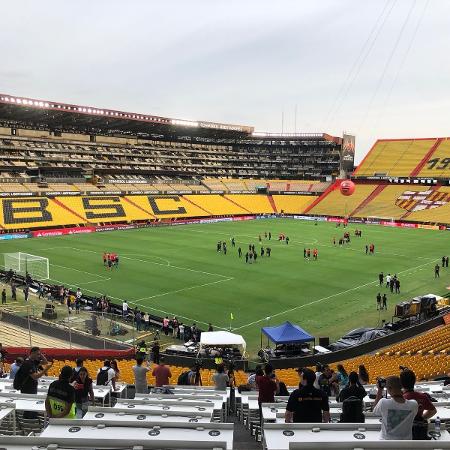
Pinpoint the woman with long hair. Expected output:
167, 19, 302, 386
72, 367, 94, 418
358, 364, 369, 385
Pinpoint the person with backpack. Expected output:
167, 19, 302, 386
285, 368, 330, 423
337, 371, 366, 423
96, 360, 116, 391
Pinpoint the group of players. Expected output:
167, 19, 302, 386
216, 232, 275, 263
102, 252, 120, 269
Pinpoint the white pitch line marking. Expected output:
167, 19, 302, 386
232, 257, 440, 332
135, 277, 234, 302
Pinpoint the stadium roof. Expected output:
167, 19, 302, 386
0, 93, 339, 142
0, 93, 254, 139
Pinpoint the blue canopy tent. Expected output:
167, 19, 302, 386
261, 321, 315, 354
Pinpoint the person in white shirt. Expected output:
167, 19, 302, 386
373, 375, 418, 440
122, 301, 128, 318
9, 357, 23, 379
385, 274, 391, 288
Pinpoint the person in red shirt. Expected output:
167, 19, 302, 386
400, 369, 436, 439
152, 358, 172, 387
257, 363, 279, 405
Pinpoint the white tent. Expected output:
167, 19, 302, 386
199, 331, 247, 354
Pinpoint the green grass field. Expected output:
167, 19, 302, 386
2, 219, 449, 356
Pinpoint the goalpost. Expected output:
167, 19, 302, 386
3, 252, 50, 280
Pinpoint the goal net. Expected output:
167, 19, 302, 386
3, 252, 49, 280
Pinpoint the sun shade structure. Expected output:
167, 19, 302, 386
199, 331, 246, 353
261, 321, 314, 344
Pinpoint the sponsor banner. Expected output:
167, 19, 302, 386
293, 215, 326, 221
327, 217, 345, 223
341, 134, 355, 174
233, 215, 256, 221
379, 221, 417, 229
31, 226, 96, 238
199, 217, 233, 224
283, 191, 315, 195
348, 218, 365, 224
95, 223, 137, 232
417, 224, 440, 230
46, 191, 81, 197
0, 192, 35, 197
0, 233, 30, 240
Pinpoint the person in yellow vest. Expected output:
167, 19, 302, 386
45, 365, 76, 418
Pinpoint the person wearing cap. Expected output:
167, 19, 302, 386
285, 368, 330, 423
45, 365, 76, 418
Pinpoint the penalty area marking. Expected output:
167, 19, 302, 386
231, 257, 440, 332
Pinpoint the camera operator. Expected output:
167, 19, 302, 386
373, 375, 418, 440
400, 368, 437, 439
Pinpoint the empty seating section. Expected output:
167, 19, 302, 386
224, 194, 274, 213
0, 183, 31, 193
416, 138, 450, 177
0, 323, 86, 349
185, 194, 247, 215
245, 179, 268, 191
285, 180, 311, 191
220, 179, 249, 192
308, 184, 378, 216
0, 197, 83, 230
202, 179, 226, 191
405, 186, 450, 223
56, 196, 149, 223
354, 185, 432, 220
126, 195, 209, 218
272, 195, 317, 214
355, 139, 437, 177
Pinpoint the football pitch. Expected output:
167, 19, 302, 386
2, 219, 450, 356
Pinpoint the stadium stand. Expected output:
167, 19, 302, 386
223, 194, 274, 214
272, 195, 317, 214
0, 322, 86, 349
354, 138, 438, 177
416, 138, 450, 178
306, 183, 379, 217
184, 194, 248, 216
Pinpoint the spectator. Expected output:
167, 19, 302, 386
111, 359, 120, 384
178, 323, 185, 341
135, 310, 142, 331
9, 357, 23, 379
358, 364, 370, 385
1, 288, 6, 304
313, 363, 323, 389
318, 365, 333, 396
400, 369, 437, 439
257, 364, 279, 406
213, 365, 229, 391
151, 341, 160, 365
45, 366, 76, 418
285, 368, 330, 423
0, 343, 6, 376
335, 364, 349, 390
122, 301, 128, 319
373, 375, 418, 440
247, 366, 263, 390
96, 360, 116, 390
337, 371, 366, 423
172, 317, 179, 337
71, 358, 84, 381
72, 367, 94, 418
133, 357, 151, 394
152, 358, 172, 387
143, 312, 150, 331
162, 316, 169, 335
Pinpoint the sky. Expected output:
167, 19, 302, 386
1, 0, 450, 163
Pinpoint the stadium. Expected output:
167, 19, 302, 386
1, 2, 450, 449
